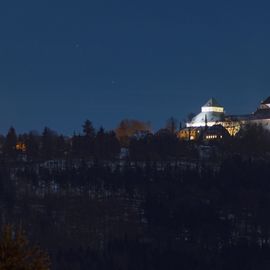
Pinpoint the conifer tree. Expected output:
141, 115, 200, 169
4, 127, 17, 160
82, 120, 95, 138
82, 120, 95, 158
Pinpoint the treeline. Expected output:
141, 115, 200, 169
0, 119, 194, 162
1, 120, 120, 161
1, 120, 270, 163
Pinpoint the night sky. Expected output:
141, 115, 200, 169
1, 0, 270, 135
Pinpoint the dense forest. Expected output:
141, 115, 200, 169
1, 120, 270, 269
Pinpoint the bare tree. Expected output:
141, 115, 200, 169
165, 117, 178, 134
0, 225, 50, 270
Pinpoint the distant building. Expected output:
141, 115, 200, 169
179, 97, 270, 140
203, 124, 230, 141
187, 98, 225, 128
16, 142, 27, 152
178, 127, 203, 141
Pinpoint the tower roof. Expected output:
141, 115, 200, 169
261, 97, 270, 105
203, 98, 222, 108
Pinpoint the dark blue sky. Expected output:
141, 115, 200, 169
1, 0, 270, 135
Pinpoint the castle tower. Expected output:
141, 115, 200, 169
186, 98, 225, 128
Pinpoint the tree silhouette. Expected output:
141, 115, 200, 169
25, 131, 40, 161
165, 117, 178, 134
82, 120, 95, 158
41, 127, 57, 160
82, 120, 95, 138
4, 127, 17, 160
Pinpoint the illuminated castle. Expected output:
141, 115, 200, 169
179, 97, 270, 141
187, 98, 225, 128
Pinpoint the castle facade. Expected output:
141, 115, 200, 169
178, 97, 270, 141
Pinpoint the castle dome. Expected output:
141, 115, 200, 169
201, 98, 224, 113
187, 98, 225, 127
